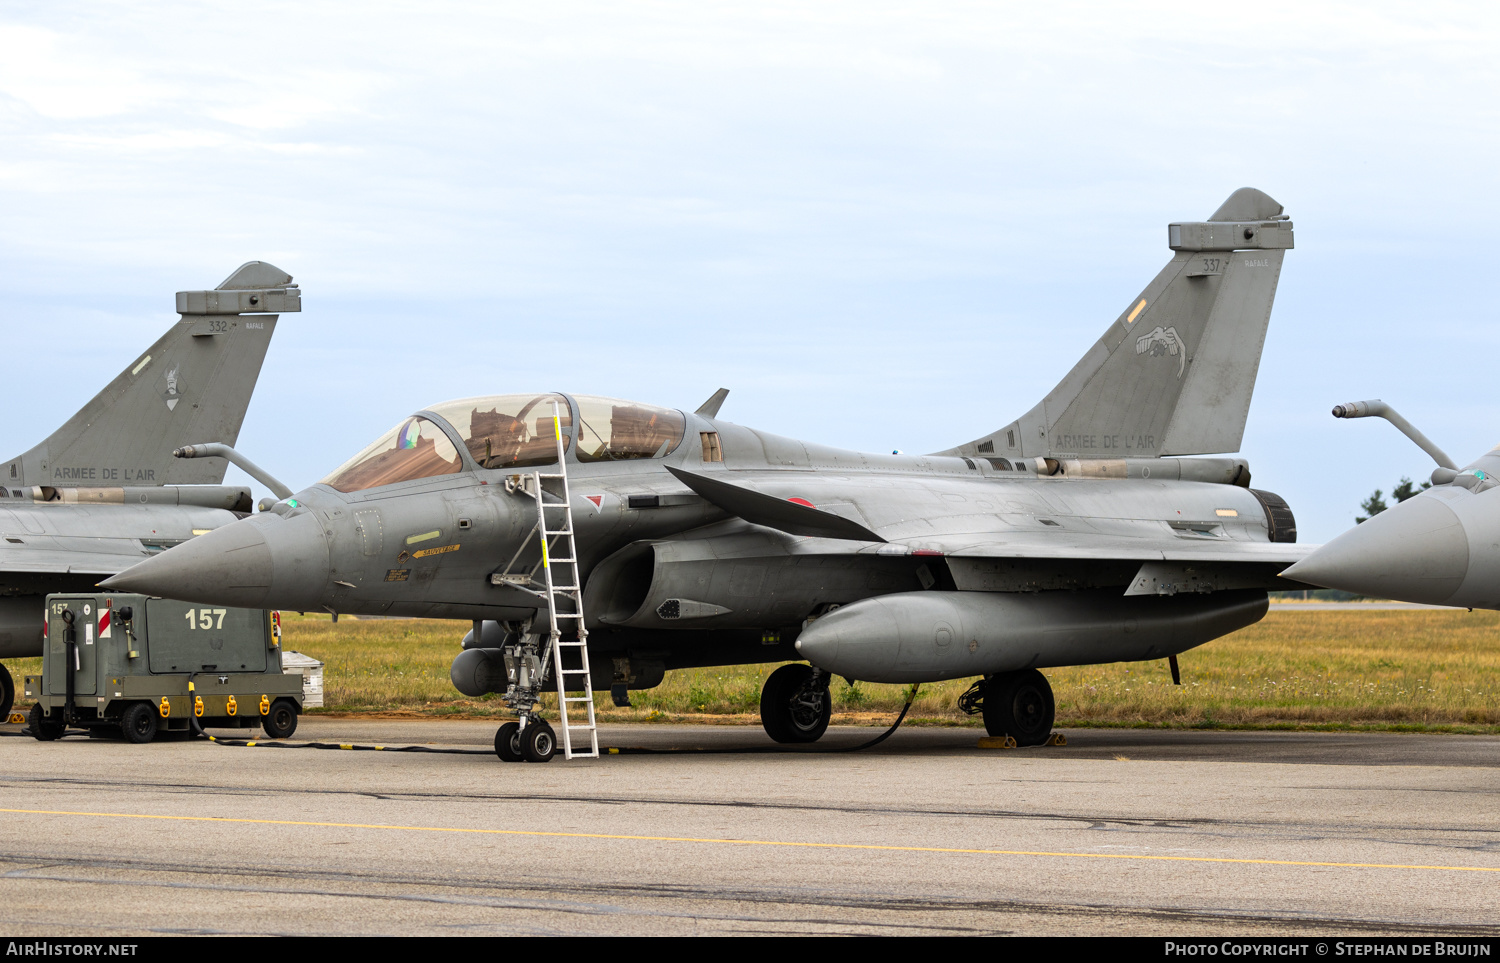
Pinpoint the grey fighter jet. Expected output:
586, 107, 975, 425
105, 189, 1307, 759
1282, 401, 1500, 607
0, 261, 300, 717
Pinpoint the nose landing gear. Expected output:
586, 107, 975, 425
494, 717, 556, 763
491, 627, 563, 764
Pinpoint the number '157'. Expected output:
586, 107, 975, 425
184, 608, 226, 629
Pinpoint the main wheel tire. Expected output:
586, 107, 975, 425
522, 722, 556, 763
29, 703, 63, 742
0, 665, 13, 721
981, 669, 1055, 746
262, 698, 299, 739
760, 663, 831, 744
120, 702, 159, 744
495, 722, 524, 762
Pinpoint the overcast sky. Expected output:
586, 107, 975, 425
2, 2, 1497, 541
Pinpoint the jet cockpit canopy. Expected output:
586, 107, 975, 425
320, 392, 685, 493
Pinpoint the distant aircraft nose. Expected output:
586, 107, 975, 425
102, 510, 330, 610
1282, 495, 1470, 604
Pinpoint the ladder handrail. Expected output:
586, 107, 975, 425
530, 401, 598, 760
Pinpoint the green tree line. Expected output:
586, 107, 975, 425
1356, 476, 1430, 523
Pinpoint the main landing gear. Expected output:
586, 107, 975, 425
0, 664, 13, 722
959, 669, 1056, 746
760, 663, 832, 744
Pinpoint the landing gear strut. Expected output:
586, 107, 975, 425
760, 663, 832, 744
977, 669, 1055, 746
491, 620, 558, 763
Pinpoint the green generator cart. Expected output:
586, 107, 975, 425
25, 593, 303, 744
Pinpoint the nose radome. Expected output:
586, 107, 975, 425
103, 520, 274, 608
1283, 496, 1470, 604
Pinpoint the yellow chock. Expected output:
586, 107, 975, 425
159, 696, 171, 718
977, 735, 1018, 749
7, 711, 25, 724
226, 695, 238, 716
259, 694, 270, 715
1046, 732, 1067, 747
193, 695, 204, 718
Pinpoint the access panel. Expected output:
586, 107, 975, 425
146, 599, 268, 673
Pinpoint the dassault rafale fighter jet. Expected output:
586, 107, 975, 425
0, 261, 299, 718
106, 189, 1308, 762
1283, 401, 1500, 608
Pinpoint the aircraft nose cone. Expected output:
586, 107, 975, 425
1283, 496, 1470, 604
103, 520, 274, 607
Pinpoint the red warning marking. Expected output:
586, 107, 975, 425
585, 495, 603, 508
787, 497, 815, 508
98, 608, 111, 634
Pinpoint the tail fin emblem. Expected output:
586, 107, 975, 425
161, 365, 182, 411
1135, 326, 1185, 378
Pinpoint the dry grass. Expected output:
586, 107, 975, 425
603, 608, 1500, 732
10, 609, 1500, 732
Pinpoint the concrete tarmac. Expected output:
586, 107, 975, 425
1, 717, 1497, 937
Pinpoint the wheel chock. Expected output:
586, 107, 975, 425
6, 711, 24, 725
977, 733, 1067, 749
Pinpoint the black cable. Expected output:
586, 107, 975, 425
602, 684, 922, 755
191, 685, 923, 757
195, 735, 492, 754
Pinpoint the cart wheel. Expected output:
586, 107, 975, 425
29, 703, 64, 742
120, 702, 159, 744
261, 698, 299, 739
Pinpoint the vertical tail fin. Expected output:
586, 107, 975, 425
5, 261, 300, 487
953, 188, 1293, 460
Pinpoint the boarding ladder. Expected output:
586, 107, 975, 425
504, 402, 598, 759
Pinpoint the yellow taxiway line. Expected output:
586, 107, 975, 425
2, 807, 1495, 875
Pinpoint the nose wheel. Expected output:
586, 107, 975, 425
522, 722, 557, 762
494, 718, 556, 763
495, 722, 523, 762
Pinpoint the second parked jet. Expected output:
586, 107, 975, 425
0, 261, 300, 718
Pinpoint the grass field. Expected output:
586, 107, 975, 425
9, 608, 1499, 732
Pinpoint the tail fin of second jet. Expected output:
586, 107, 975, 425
4, 261, 300, 488
951, 188, 1293, 460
